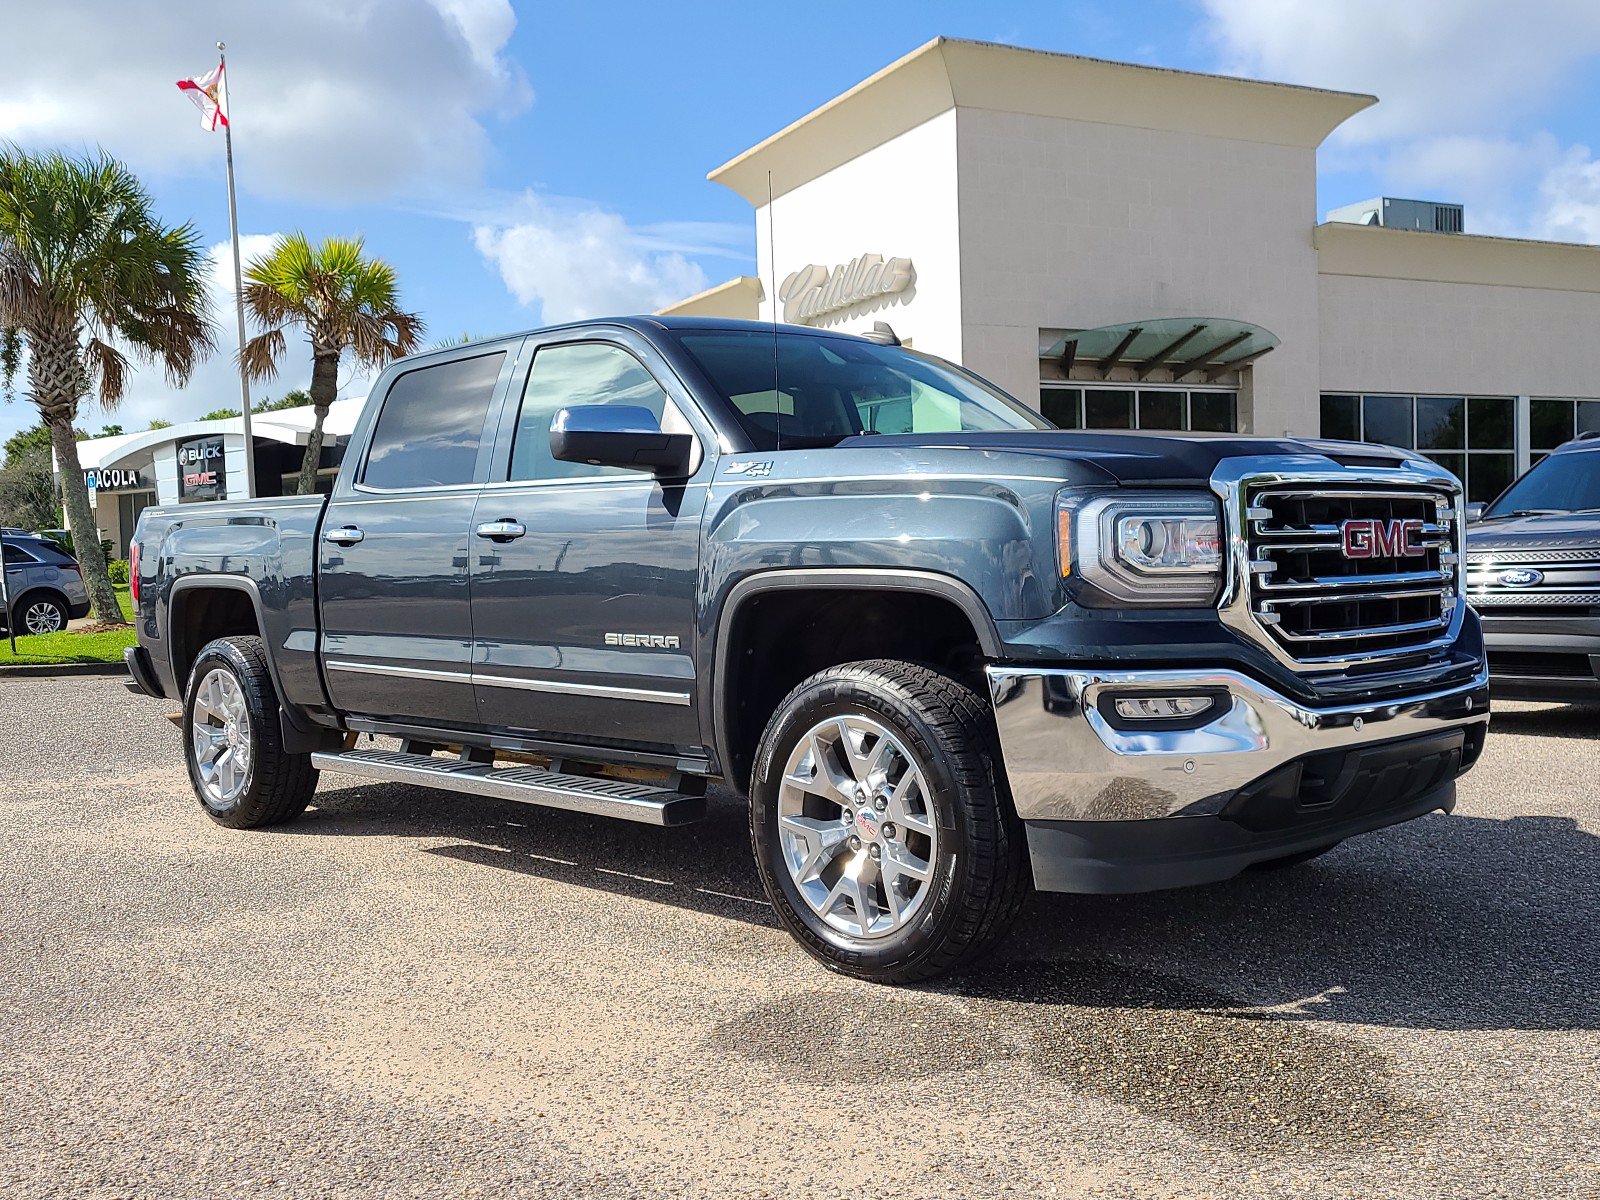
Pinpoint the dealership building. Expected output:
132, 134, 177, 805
664, 37, 1600, 503
69, 397, 364, 557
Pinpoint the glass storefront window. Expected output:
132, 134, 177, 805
1469, 397, 1513, 449
1320, 392, 1519, 504
1041, 385, 1237, 432
1190, 393, 1235, 432
1320, 394, 1359, 441
1137, 390, 1183, 429
1041, 387, 1081, 428
1416, 396, 1465, 449
1085, 389, 1133, 428
1362, 395, 1414, 449
1531, 398, 1574, 452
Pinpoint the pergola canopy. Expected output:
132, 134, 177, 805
1042, 317, 1279, 382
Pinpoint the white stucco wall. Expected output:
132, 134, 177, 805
952, 106, 1324, 430
755, 109, 964, 359
1317, 274, 1600, 399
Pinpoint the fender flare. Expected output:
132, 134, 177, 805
707, 567, 1003, 781
166, 575, 329, 750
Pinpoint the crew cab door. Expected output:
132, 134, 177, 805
468, 331, 713, 754
318, 346, 518, 729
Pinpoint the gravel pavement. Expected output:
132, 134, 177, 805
1, 675, 1596, 1198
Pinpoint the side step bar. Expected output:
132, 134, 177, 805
310, 748, 706, 826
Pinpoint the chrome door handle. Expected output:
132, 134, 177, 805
324, 526, 365, 546
475, 519, 526, 542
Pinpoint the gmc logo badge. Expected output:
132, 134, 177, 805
1340, 518, 1427, 559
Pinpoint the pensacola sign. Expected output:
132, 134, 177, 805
83, 466, 148, 492
779, 254, 916, 324
177, 434, 227, 503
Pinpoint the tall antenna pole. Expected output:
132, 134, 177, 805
218, 41, 256, 500
767, 171, 781, 449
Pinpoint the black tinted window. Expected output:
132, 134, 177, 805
2, 543, 39, 565
363, 352, 505, 489
1485, 450, 1600, 516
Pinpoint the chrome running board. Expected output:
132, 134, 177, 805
310, 748, 706, 826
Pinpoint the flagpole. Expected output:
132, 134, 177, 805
218, 41, 256, 500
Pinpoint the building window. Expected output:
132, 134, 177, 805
1043, 386, 1236, 433
1530, 397, 1600, 465
1320, 393, 1515, 503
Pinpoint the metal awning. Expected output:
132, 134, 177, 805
1041, 318, 1279, 382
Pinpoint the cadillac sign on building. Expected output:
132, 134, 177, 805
780, 254, 915, 324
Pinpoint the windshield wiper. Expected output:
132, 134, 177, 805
1497, 508, 1564, 518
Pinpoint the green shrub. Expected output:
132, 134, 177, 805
107, 558, 129, 586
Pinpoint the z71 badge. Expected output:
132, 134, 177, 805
605, 632, 682, 649
724, 460, 772, 478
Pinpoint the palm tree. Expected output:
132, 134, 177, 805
240, 234, 423, 495
0, 148, 212, 626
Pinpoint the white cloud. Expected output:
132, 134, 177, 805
473, 195, 714, 325
0, 0, 529, 205
1199, 0, 1600, 241
1536, 145, 1600, 243
1202, 0, 1600, 143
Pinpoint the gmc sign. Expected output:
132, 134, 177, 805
1340, 517, 1426, 559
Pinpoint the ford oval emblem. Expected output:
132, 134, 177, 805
1497, 567, 1544, 587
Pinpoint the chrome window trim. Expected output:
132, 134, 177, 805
325, 659, 691, 706
1209, 455, 1467, 674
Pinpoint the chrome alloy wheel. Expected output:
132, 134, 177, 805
777, 715, 939, 939
191, 668, 253, 805
23, 600, 64, 634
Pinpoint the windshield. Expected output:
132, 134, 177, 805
672, 330, 1051, 449
1483, 449, 1600, 517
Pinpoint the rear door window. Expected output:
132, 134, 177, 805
362, 352, 506, 490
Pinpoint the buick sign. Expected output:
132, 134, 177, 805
1496, 567, 1544, 587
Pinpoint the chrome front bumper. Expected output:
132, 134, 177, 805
987, 664, 1491, 823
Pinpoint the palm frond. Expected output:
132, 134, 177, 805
240, 328, 288, 383
83, 336, 130, 407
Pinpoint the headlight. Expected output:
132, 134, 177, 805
1064, 491, 1223, 606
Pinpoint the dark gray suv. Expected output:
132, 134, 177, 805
1, 534, 91, 634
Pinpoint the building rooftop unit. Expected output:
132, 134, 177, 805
1326, 196, 1465, 234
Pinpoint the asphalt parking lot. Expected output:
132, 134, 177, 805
1, 675, 1596, 1199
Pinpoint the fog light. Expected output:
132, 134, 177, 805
1113, 695, 1214, 721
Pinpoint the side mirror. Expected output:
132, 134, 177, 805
549, 405, 693, 476
1465, 502, 1485, 523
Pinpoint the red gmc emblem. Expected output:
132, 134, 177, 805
1340, 518, 1426, 559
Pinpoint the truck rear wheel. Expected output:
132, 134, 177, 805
182, 636, 317, 829
749, 659, 1030, 984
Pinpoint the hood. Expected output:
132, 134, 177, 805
836, 429, 1416, 485
1466, 510, 1600, 553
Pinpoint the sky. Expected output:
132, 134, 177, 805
3, 0, 1600, 443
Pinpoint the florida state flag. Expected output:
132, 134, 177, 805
176, 62, 228, 131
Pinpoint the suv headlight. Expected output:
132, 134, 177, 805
1064, 491, 1223, 607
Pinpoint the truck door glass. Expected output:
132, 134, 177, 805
361, 351, 505, 490
508, 342, 677, 482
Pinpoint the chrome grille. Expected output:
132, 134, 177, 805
1245, 486, 1459, 664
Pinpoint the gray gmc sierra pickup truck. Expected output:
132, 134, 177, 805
127, 316, 1490, 983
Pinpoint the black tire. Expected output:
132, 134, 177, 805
750, 659, 1030, 984
182, 635, 317, 829
1249, 842, 1342, 872
17, 594, 68, 635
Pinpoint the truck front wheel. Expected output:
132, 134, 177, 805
182, 636, 317, 829
749, 659, 1030, 984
